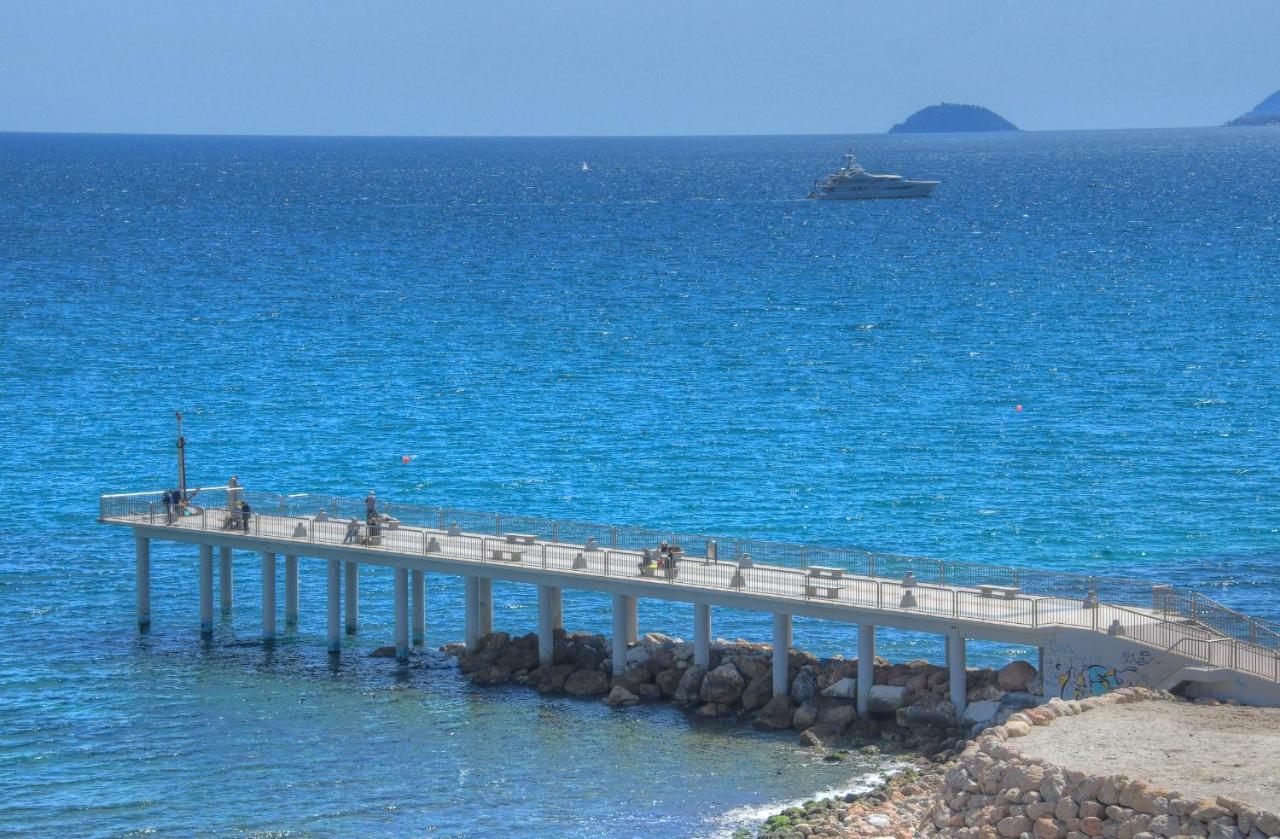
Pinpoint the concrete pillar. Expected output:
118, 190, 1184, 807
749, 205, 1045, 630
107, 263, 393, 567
394, 567, 409, 661
464, 576, 480, 651
284, 555, 299, 628
411, 570, 426, 645
611, 594, 628, 676
219, 546, 233, 616
476, 577, 493, 636
326, 559, 341, 654
261, 552, 276, 641
199, 544, 214, 638
538, 585, 559, 666
622, 594, 638, 644
772, 613, 792, 696
693, 603, 711, 669
948, 631, 967, 715
857, 624, 875, 716
135, 533, 150, 631
549, 586, 563, 630
344, 561, 358, 634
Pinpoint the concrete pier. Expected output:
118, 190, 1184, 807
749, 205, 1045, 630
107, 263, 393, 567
948, 631, 967, 714
394, 567, 409, 660
326, 559, 340, 654
135, 533, 150, 630
411, 569, 425, 645
476, 577, 493, 637
344, 561, 358, 634
285, 555, 298, 628
199, 543, 214, 638
612, 593, 629, 676
693, 603, 711, 669
857, 624, 875, 716
619, 594, 637, 645
538, 585, 559, 666
261, 551, 276, 641
219, 546, 232, 615
464, 576, 480, 650
772, 613, 792, 696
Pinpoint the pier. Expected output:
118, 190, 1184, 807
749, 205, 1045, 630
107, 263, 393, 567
100, 487, 1280, 710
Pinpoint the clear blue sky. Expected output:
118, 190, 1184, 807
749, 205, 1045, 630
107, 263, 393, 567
2, 0, 1277, 136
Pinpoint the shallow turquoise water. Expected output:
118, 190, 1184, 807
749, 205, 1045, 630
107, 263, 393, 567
0, 127, 1277, 836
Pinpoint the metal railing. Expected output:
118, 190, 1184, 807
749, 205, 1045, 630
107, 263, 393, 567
98, 488, 1280, 682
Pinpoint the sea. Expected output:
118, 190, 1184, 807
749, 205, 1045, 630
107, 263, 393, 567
0, 127, 1277, 837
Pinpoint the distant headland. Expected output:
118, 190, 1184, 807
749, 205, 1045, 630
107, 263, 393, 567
889, 103, 1019, 134
1228, 90, 1280, 126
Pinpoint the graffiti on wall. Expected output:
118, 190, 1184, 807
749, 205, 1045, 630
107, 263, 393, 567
1048, 646, 1156, 700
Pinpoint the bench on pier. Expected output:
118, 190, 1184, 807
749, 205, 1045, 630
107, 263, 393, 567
490, 547, 524, 563
977, 584, 1020, 599
806, 566, 844, 599
504, 533, 538, 545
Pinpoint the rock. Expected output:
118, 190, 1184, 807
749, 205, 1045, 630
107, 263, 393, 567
648, 645, 676, 671
898, 695, 958, 729
867, 685, 908, 715
1001, 691, 1042, 710
998, 660, 1038, 692
699, 662, 746, 706
798, 729, 823, 748
815, 703, 856, 735
1004, 720, 1032, 738
636, 683, 663, 700
674, 665, 707, 706
964, 699, 1002, 726
741, 674, 773, 712
754, 695, 795, 730
890, 102, 1020, 134
733, 655, 771, 681
790, 666, 819, 704
997, 814, 1032, 836
564, 669, 611, 697
603, 685, 639, 706
822, 677, 857, 699
655, 668, 683, 698
369, 646, 397, 658
792, 702, 818, 730
625, 644, 650, 668
467, 664, 512, 685
535, 663, 577, 693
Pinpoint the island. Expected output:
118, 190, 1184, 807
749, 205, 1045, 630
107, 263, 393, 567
889, 103, 1019, 133
1228, 90, 1280, 126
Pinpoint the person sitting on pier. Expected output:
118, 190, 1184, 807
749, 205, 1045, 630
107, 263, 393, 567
343, 518, 361, 544
239, 499, 251, 533
639, 548, 657, 572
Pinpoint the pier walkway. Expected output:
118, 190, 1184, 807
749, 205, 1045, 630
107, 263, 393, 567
100, 487, 1280, 711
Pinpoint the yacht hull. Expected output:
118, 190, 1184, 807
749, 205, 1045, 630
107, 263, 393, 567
808, 181, 938, 200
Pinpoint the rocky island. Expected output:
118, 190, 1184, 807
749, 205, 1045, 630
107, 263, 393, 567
889, 103, 1019, 133
1229, 90, 1280, 126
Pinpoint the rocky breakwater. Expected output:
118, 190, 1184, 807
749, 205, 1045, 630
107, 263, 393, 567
442, 630, 1044, 756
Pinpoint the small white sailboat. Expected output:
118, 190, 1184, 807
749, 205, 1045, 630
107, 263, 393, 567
581, 161, 590, 172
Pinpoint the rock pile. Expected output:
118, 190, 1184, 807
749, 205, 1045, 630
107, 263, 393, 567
443, 629, 1043, 750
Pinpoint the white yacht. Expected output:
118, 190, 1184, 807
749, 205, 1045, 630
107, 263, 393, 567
807, 152, 938, 200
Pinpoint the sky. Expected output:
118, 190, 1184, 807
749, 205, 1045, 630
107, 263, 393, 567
2, 0, 1278, 136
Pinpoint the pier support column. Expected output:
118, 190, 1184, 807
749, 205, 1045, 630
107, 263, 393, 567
948, 631, 967, 715
394, 568, 409, 661
326, 560, 341, 654
411, 570, 426, 645
620, 594, 638, 645
693, 603, 711, 669
199, 544, 214, 639
261, 552, 277, 641
857, 624, 875, 716
612, 594, 629, 676
135, 533, 150, 631
538, 585, 560, 666
219, 546, 233, 616
344, 562, 358, 634
772, 613, 792, 696
476, 577, 493, 637
464, 576, 480, 651
284, 555, 299, 628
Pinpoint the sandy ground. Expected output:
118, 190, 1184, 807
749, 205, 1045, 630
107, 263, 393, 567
1009, 701, 1280, 813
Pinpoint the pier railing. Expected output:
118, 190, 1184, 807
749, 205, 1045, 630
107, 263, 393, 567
99, 489, 1280, 681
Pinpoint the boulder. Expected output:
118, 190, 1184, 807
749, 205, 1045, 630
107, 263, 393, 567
964, 699, 1002, 726
790, 666, 819, 704
564, 669, 611, 697
625, 645, 650, 668
792, 702, 818, 730
695, 702, 726, 717
636, 683, 663, 700
867, 685, 908, 715
998, 660, 1038, 692
733, 655, 771, 681
674, 665, 707, 706
1000, 691, 1041, 711
753, 695, 795, 730
822, 677, 857, 699
648, 645, 677, 671
467, 664, 513, 685
477, 631, 511, 656
655, 668, 684, 698
898, 695, 958, 729
534, 663, 578, 693
369, 646, 397, 658
815, 703, 857, 735
699, 662, 746, 706
603, 685, 639, 706
741, 674, 773, 712
494, 646, 540, 672
798, 729, 823, 748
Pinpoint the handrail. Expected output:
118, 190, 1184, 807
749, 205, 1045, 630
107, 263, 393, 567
98, 488, 1280, 678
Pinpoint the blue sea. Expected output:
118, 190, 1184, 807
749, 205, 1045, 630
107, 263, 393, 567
1, 127, 1278, 837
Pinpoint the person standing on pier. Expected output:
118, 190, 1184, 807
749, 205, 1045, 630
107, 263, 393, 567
239, 499, 251, 533
343, 518, 361, 544
365, 490, 378, 522
162, 489, 175, 524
